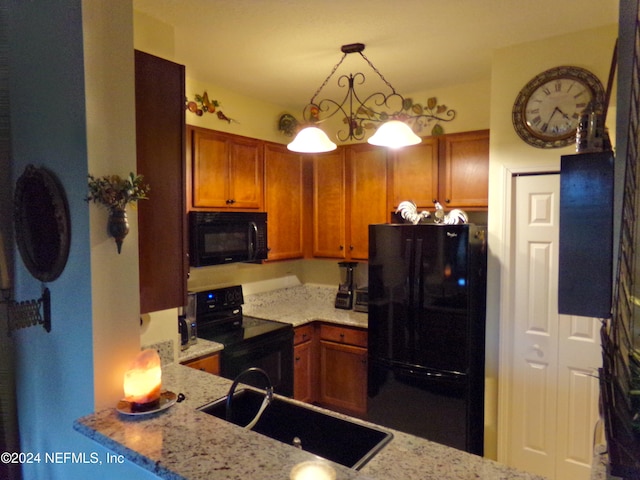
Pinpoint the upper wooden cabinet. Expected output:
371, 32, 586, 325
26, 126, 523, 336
188, 126, 264, 210
135, 50, 187, 314
439, 130, 490, 208
347, 143, 388, 260
312, 144, 387, 261
264, 143, 304, 261
312, 149, 347, 259
388, 129, 489, 211
389, 137, 439, 211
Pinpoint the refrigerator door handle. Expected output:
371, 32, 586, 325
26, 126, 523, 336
413, 238, 423, 308
404, 238, 413, 297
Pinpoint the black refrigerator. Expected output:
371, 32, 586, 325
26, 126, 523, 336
367, 223, 487, 455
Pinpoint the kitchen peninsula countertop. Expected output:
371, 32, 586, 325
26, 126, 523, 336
75, 362, 546, 480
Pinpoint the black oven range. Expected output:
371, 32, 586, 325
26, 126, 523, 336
186, 285, 294, 396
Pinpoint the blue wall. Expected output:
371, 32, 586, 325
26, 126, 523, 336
6, 2, 157, 478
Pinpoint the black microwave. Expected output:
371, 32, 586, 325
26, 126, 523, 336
189, 211, 268, 267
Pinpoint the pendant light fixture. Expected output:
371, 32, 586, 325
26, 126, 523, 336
288, 43, 425, 153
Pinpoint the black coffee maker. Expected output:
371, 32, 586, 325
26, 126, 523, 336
335, 261, 358, 309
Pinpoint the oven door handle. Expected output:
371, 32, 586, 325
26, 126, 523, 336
248, 221, 258, 260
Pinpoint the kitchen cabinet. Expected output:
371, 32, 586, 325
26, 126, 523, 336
312, 149, 347, 258
347, 143, 388, 259
293, 324, 316, 403
189, 126, 264, 210
312, 144, 387, 260
182, 352, 220, 375
135, 50, 187, 314
264, 143, 304, 261
318, 323, 368, 417
389, 130, 489, 211
438, 129, 489, 209
389, 137, 439, 210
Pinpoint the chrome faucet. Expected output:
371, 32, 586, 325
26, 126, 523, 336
225, 367, 273, 428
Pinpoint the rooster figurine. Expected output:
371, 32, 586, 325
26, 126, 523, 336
433, 201, 468, 225
396, 201, 430, 225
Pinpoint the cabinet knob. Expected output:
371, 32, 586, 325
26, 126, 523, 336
445, 198, 450, 203
339, 245, 344, 250
295, 356, 301, 362
349, 245, 354, 250
226, 198, 236, 204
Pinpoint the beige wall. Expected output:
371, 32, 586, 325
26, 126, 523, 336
84, 0, 142, 411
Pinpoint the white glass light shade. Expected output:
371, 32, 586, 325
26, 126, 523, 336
367, 120, 422, 149
287, 126, 337, 153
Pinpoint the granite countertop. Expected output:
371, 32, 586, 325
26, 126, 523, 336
75, 362, 546, 480
242, 284, 368, 328
178, 338, 224, 363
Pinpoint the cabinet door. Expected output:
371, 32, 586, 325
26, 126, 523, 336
135, 50, 187, 314
319, 340, 367, 416
294, 340, 314, 403
191, 127, 229, 208
313, 150, 346, 258
264, 144, 304, 260
228, 137, 263, 209
348, 144, 387, 260
439, 130, 489, 208
389, 137, 439, 210
190, 127, 264, 210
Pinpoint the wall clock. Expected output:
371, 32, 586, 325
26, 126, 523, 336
512, 66, 605, 149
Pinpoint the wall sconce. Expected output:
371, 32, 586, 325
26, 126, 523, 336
287, 43, 455, 153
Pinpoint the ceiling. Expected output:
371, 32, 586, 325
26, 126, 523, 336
133, 0, 619, 112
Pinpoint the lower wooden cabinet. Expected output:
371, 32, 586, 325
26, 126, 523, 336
182, 353, 220, 375
293, 324, 316, 403
293, 322, 368, 417
318, 324, 368, 417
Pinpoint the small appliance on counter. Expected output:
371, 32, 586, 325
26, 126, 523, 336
353, 287, 368, 313
335, 261, 358, 309
178, 312, 197, 350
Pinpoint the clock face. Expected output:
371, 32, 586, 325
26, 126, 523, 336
512, 66, 605, 148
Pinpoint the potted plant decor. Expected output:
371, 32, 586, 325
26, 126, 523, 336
86, 173, 150, 253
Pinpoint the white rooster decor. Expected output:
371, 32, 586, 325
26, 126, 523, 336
433, 201, 468, 225
396, 201, 430, 224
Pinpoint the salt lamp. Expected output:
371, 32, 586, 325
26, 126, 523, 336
123, 349, 162, 411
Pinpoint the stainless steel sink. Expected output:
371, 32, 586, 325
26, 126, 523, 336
198, 388, 392, 470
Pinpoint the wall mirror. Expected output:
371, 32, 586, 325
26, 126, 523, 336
13, 164, 70, 283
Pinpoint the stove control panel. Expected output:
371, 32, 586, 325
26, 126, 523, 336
187, 285, 244, 317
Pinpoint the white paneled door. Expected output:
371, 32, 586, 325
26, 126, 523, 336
506, 173, 601, 480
